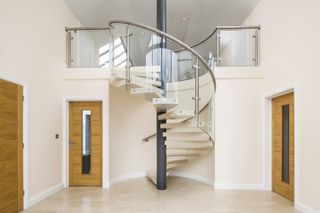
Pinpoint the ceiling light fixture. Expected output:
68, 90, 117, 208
182, 17, 186, 21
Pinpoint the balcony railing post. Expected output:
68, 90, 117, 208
66, 31, 72, 68
126, 25, 130, 82
254, 29, 259, 66
109, 29, 114, 68
216, 29, 221, 66
193, 58, 200, 115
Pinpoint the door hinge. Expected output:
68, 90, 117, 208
22, 143, 24, 149
22, 95, 24, 102
23, 190, 25, 196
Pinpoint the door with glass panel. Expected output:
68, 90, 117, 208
69, 102, 102, 186
272, 92, 294, 201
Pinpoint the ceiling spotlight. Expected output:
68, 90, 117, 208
182, 17, 186, 21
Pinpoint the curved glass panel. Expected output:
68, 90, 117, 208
192, 32, 217, 69
109, 21, 216, 137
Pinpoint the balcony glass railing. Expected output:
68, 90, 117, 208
65, 27, 112, 68
66, 25, 260, 69
175, 26, 260, 67
216, 28, 260, 66
108, 20, 216, 139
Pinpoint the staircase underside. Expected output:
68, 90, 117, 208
111, 66, 213, 187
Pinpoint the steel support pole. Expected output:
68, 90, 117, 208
156, 0, 167, 190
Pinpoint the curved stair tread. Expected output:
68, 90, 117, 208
152, 98, 178, 112
166, 142, 212, 149
167, 149, 203, 156
167, 156, 189, 163
130, 76, 162, 87
167, 127, 203, 133
164, 131, 208, 137
160, 120, 197, 129
158, 109, 195, 120
164, 134, 211, 142
112, 66, 160, 80
167, 162, 186, 171
130, 87, 164, 98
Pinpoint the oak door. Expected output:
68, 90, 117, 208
69, 102, 102, 187
272, 92, 294, 201
0, 79, 23, 212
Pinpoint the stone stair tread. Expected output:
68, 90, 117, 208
158, 109, 195, 120
164, 134, 211, 141
166, 141, 212, 149
167, 156, 189, 163
167, 149, 202, 156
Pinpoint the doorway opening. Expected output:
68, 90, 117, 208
272, 92, 295, 202
0, 79, 24, 211
68, 101, 102, 187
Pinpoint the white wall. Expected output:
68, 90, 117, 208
61, 73, 157, 184
245, 0, 320, 211
214, 68, 264, 188
0, 0, 79, 205
109, 85, 157, 180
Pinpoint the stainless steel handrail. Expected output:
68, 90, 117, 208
108, 19, 216, 91
142, 133, 157, 143
65, 27, 110, 31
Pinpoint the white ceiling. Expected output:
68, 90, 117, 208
64, 0, 259, 45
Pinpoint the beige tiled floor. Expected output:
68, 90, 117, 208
23, 177, 300, 213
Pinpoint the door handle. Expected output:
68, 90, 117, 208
69, 141, 75, 145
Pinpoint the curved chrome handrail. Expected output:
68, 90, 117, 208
108, 19, 216, 91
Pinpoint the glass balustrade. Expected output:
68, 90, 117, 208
108, 21, 216, 138
66, 28, 112, 68
66, 26, 260, 69
65, 22, 260, 138
197, 59, 215, 137
192, 32, 217, 69
217, 28, 259, 66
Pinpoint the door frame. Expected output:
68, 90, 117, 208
263, 85, 299, 205
62, 96, 109, 188
0, 73, 29, 209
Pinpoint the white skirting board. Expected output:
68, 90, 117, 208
25, 183, 64, 209
107, 171, 215, 188
296, 202, 320, 213
214, 182, 265, 190
168, 171, 214, 188
107, 172, 147, 188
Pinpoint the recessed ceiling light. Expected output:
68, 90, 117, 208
182, 17, 186, 21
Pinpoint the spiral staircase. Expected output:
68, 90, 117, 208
108, 20, 216, 185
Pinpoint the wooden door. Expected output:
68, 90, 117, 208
0, 79, 23, 212
69, 102, 102, 186
272, 92, 294, 201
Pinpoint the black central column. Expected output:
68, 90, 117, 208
156, 0, 167, 190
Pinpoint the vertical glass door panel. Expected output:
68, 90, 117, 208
82, 110, 91, 174
282, 104, 290, 183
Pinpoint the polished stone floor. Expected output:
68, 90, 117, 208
23, 177, 300, 213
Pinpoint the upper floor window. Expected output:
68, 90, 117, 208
99, 37, 127, 68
